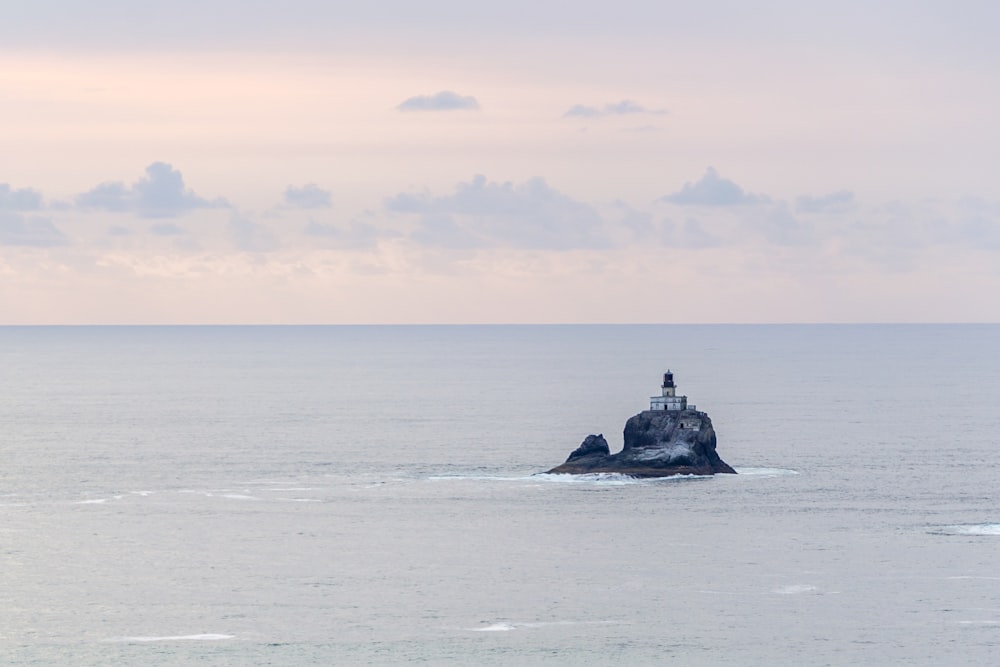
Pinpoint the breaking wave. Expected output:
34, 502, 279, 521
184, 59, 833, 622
470, 623, 517, 632
932, 524, 1000, 536
531, 473, 663, 485
466, 620, 620, 632
773, 584, 818, 595
105, 634, 234, 642
72, 495, 124, 505
429, 473, 706, 485
732, 467, 799, 477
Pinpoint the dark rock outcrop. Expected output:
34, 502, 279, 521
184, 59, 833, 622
547, 409, 735, 477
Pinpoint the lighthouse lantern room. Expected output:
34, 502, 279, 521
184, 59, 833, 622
650, 370, 689, 412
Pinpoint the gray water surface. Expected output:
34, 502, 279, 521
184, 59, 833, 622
3, 325, 999, 665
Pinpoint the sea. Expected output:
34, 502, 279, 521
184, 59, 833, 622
2, 324, 999, 666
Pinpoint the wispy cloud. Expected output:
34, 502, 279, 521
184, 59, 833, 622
661, 167, 766, 206
397, 90, 480, 112
0, 212, 68, 247
150, 222, 186, 236
386, 175, 609, 250
563, 99, 667, 118
0, 184, 43, 211
228, 214, 278, 252
303, 218, 384, 249
660, 217, 727, 248
283, 184, 332, 209
795, 190, 855, 214
75, 162, 228, 218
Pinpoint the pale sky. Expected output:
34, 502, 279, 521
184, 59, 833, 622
2, 1, 999, 323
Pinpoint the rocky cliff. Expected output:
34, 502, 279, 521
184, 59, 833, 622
547, 409, 736, 477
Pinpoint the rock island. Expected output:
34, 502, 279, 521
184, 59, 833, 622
547, 370, 736, 478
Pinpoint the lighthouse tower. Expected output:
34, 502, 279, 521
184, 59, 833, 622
650, 370, 688, 412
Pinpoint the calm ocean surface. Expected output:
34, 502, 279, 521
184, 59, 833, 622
2, 324, 999, 665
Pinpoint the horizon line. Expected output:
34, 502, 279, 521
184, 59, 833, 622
0, 322, 996, 327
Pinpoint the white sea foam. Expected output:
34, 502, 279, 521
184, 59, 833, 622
540, 472, 711, 485
73, 495, 124, 505
773, 584, 818, 595
530, 473, 646, 485
933, 524, 1000, 536
429, 472, 707, 485
955, 620, 1000, 625
471, 623, 517, 632
467, 620, 619, 632
432, 470, 793, 485
179, 490, 260, 501
106, 633, 234, 642
733, 467, 799, 477
427, 475, 542, 483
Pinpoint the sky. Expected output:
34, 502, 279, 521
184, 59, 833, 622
2, 1, 999, 323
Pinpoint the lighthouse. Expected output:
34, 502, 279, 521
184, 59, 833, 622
650, 370, 688, 412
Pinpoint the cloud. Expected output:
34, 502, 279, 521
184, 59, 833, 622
754, 204, 815, 246
0, 184, 43, 211
386, 175, 609, 250
150, 222, 186, 236
608, 201, 655, 239
661, 167, 766, 206
397, 90, 480, 112
563, 104, 602, 118
303, 218, 384, 249
0, 212, 68, 247
75, 162, 227, 218
796, 190, 855, 214
660, 217, 726, 248
863, 200, 1000, 253
956, 214, 1000, 251
229, 215, 278, 252
284, 184, 332, 209
410, 214, 483, 249
563, 99, 668, 118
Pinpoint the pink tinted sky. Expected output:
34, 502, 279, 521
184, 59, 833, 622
2, 1, 999, 323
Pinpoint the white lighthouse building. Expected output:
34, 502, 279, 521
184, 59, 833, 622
650, 370, 690, 412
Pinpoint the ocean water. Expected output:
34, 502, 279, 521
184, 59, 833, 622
2, 324, 999, 665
